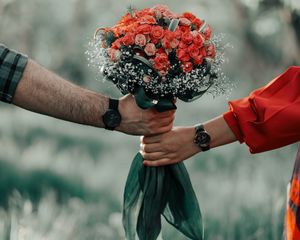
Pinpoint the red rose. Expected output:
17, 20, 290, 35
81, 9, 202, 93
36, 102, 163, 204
179, 41, 188, 49
150, 37, 160, 45
207, 44, 216, 58
174, 28, 183, 39
164, 31, 176, 41
192, 18, 204, 30
153, 53, 170, 71
156, 48, 166, 54
150, 26, 165, 40
111, 38, 122, 49
177, 49, 190, 62
144, 43, 157, 56
139, 15, 157, 25
188, 44, 200, 60
112, 27, 122, 38
204, 25, 212, 39
193, 55, 204, 65
163, 10, 176, 19
192, 47, 207, 64
193, 33, 204, 47
150, 4, 176, 19
107, 48, 121, 62
182, 32, 194, 44
161, 37, 171, 49
137, 24, 152, 34
126, 22, 139, 33
180, 25, 191, 33
122, 32, 135, 46
182, 12, 196, 21
170, 38, 180, 48
179, 18, 192, 26
151, 4, 169, 14
200, 47, 207, 58
159, 70, 167, 77
152, 9, 162, 19
136, 8, 151, 18
135, 34, 147, 47
181, 62, 193, 73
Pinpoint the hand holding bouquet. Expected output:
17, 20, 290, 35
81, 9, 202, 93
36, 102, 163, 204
89, 4, 229, 240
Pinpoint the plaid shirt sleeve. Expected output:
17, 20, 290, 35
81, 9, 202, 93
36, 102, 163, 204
0, 44, 28, 103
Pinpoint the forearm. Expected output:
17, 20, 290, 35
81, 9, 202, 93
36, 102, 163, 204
12, 59, 108, 128
203, 115, 237, 150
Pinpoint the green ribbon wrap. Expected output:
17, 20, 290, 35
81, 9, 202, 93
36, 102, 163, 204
122, 87, 203, 240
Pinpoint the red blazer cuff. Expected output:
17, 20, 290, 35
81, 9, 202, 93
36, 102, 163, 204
223, 111, 244, 143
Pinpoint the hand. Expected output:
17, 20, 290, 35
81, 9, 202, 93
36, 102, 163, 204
140, 127, 201, 166
117, 94, 175, 136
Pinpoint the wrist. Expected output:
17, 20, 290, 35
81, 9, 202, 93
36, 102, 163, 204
116, 94, 142, 135
183, 126, 202, 155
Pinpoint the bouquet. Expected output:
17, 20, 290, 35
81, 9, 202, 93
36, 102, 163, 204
89, 4, 229, 240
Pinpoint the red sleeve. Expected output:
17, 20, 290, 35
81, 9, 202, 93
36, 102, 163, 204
223, 66, 300, 153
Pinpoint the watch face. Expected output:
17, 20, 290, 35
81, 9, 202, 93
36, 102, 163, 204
103, 109, 121, 128
195, 131, 211, 147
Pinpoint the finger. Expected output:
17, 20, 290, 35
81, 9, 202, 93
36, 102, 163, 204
154, 117, 174, 128
142, 135, 162, 144
140, 143, 163, 153
154, 110, 176, 118
143, 159, 173, 167
156, 125, 173, 134
140, 151, 166, 160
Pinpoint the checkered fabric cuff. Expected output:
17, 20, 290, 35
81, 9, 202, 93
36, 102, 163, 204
0, 44, 28, 103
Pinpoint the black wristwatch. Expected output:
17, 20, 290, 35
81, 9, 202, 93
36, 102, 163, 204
102, 98, 122, 130
194, 124, 211, 151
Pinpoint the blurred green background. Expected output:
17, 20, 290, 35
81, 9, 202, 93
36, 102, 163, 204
0, 0, 300, 239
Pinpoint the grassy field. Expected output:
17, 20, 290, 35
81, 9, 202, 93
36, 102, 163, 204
0, 0, 299, 239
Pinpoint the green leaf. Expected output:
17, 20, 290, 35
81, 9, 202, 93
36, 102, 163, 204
127, 5, 136, 17
133, 55, 153, 70
168, 19, 179, 32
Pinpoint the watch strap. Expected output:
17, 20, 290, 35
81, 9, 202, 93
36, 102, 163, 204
104, 98, 120, 131
195, 124, 205, 133
200, 144, 210, 152
105, 123, 115, 131
109, 98, 119, 111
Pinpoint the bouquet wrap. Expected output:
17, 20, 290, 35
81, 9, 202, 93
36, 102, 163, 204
123, 88, 203, 240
